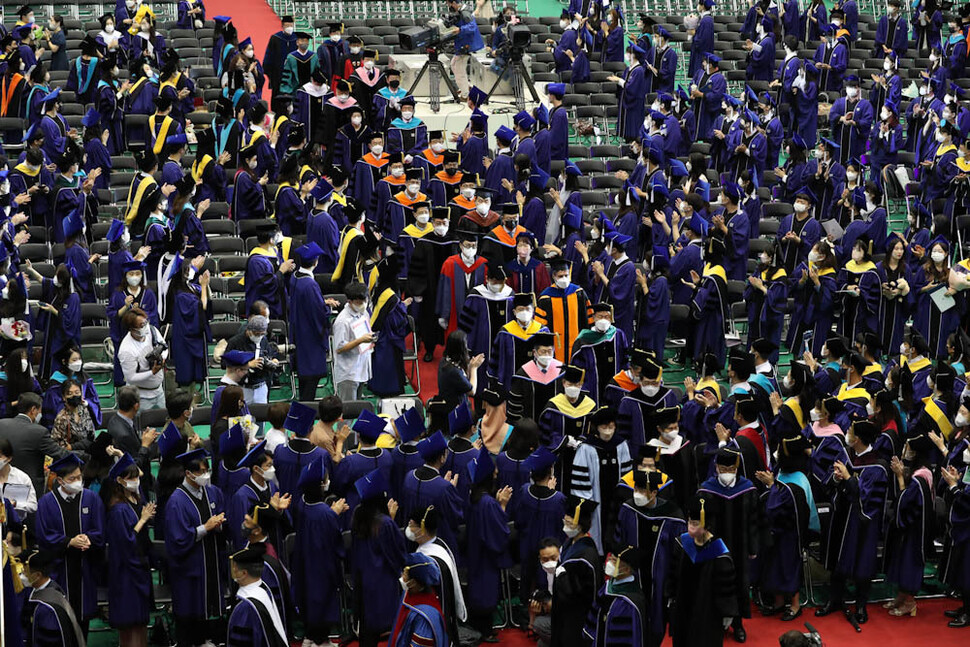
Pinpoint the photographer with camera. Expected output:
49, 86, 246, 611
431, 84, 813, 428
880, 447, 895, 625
117, 307, 168, 410
224, 314, 280, 405
444, 0, 485, 99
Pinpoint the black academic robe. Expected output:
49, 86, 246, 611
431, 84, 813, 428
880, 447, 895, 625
552, 535, 603, 647
407, 233, 457, 350
670, 534, 738, 647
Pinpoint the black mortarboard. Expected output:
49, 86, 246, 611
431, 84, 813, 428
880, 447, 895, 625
565, 494, 598, 529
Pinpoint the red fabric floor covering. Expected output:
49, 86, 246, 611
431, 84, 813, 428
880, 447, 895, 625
202, 0, 279, 100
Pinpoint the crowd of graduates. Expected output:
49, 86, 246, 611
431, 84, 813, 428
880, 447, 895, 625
4, 0, 970, 646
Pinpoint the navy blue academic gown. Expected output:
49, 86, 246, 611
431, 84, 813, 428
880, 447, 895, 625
171, 286, 211, 385
293, 495, 345, 625
510, 484, 566, 597
36, 488, 105, 621
273, 439, 331, 498
885, 473, 933, 594
400, 466, 465, 557
244, 250, 287, 319
105, 501, 153, 627
465, 493, 512, 612
226, 585, 287, 647
760, 478, 810, 595
287, 271, 331, 378
369, 288, 411, 397
165, 484, 227, 620
823, 451, 889, 580
351, 514, 408, 633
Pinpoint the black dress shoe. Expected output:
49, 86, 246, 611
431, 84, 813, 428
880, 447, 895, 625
423, 352, 434, 362
781, 606, 803, 622
733, 626, 746, 643
949, 613, 970, 628
814, 602, 843, 617
855, 606, 868, 624
759, 605, 784, 616
946, 608, 966, 619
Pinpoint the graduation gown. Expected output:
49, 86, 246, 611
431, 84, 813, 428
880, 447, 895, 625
551, 535, 602, 647
105, 500, 153, 627
885, 473, 934, 593
583, 579, 648, 647
35, 488, 105, 621
465, 493, 512, 611
292, 494, 344, 625
458, 285, 512, 384
231, 169, 267, 221
696, 476, 761, 618
333, 448, 394, 525
399, 466, 465, 556
836, 259, 880, 341
262, 30, 299, 94
570, 327, 630, 404
273, 439, 330, 498
351, 152, 389, 217
613, 497, 685, 641
507, 360, 563, 423
760, 477, 810, 595
689, 263, 730, 365
171, 285, 211, 385
591, 257, 636, 340
488, 319, 547, 393
670, 534, 737, 647
616, 387, 681, 458
436, 254, 487, 340
571, 436, 633, 553
351, 514, 407, 632
24, 583, 85, 647
617, 64, 647, 141
408, 232, 458, 349
287, 271, 331, 379
785, 264, 836, 355
368, 287, 410, 397
510, 483, 566, 596
823, 450, 889, 580
535, 284, 593, 363
388, 591, 450, 647
280, 50, 319, 95
164, 484, 227, 620
226, 582, 287, 647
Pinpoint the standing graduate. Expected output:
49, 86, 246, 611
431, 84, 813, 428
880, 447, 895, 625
815, 419, 889, 624
614, 469, 686, 646
244, 222, 292, 319
507, 332, 564, 423
571, 406, 633, 552
351, 469, 408, 647
489, 293, 547, 394
551, 496, 603, 647
227, 441, 291, 551
458, 264, 513, 388
388, 553, 450, 647
292, 456, 347, 647
696, 447, 761, 642
670, 495, 738, 647
583, 547, 649, 647
570, 303, 630, 403
436, 231, 488, 341
613, 43, 648, 141
332, 408, 394, 521
164, 448, 227, 647
21, 550, 86, 647
225, 545, 288, 647
539, 366, 598, 491
273, 401, 331, 498
35, 453, 105, 636
536, 258, 593, 364
368, 255, 411, 397
262, 16, 298, 99
280, 31, 318, 95
287, 242, 332, 400
590, 231, 637, 340
398, 431, 465, 556
464, 448, 513, 640
103, 453, 155, 645
616, 354, 681, 460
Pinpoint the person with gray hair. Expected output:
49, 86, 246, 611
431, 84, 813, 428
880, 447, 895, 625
225, 314, 280, 404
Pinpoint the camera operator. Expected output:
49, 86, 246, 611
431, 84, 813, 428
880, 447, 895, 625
117, 308, 167, 410
778, 629, 814, 647
444, 0, 484, 99
224, 314, 280, 405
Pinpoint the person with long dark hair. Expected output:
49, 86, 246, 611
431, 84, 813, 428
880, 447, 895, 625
168, 256, 212, 391
0, 347, 41, 417
438, 329, 484, 412
351, 469, 407, 647
102, 454, 155, 647
34, 262, 80, 380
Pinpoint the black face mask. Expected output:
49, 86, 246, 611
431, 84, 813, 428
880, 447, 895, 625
66, 395, 82, 407
444, 167, 457, 176
389, 79, 400, 89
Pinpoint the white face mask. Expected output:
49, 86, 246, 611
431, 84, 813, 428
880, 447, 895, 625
20, 357, 28, 373
563, 524, 580, 538
936, 130, 947, 143
407, 182, 421, 194
900, 342, 910, 355
793, 202, 808, 213
68, 360, 83, 373
633, 492, 651, 507
560, 20, 569, 29
604, 560, 618, 578
641, 383, 660, 397
846, 171, 858, 182
851, 248, 865, 262
846, 87, 858, 99
192, 472, 211, 488
541, 560, 558, 572
401, 110, 414, 121
461, 246, 477, 261
405, 526, 419, 541
590, 228, 600, 240
283, 26, 295, 35
594, 318, 611, 333
662, 428, 680, 442
717, 472, 737, 488
865, 402, 875, 416
61, 480, 83, 495
433, 224, 449, 236
126, 273, 142, 287
808, 251, 822, 263
598, 425, 615, 441
352, 115, 363, 127
554, 276, 570, 290
474, 202, 490, 216
350, 46, 362, 55
248, 159, 258, 170
963, 448, 970, 464
0, 458, 9, 471
416, 212, 430, 225
487, 282, 504, 294
956, 412, 969, 427
932, 250, 947, 264
516, 308, 533, 324
373, 146, 386, 159
431, 142, 445, 153
564, 385, 582, 399
810, 407, 821, 422
884, 60, 893, 71
124, 479, 140, 492
462, 187, 476, 200
535, 353, 553, 367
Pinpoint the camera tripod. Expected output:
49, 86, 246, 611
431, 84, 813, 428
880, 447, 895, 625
485, 49, 540, 112
409, 47, 461, 113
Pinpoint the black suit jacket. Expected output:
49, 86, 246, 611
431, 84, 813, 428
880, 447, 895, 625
0, 414, 70, 494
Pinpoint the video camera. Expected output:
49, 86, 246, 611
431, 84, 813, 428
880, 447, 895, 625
400, 19, 460, 51
145, 339, 168, 367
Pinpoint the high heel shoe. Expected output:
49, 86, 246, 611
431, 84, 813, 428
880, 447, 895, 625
890, 604, 917, 617
882, 599, 899, 610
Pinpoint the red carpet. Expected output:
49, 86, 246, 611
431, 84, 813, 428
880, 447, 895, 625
205, 0, 279, 95
338, 598, 966, 646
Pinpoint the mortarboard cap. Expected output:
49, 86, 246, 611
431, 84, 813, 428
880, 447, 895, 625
417, 430, 448, 460
395, 407, 426, 443
470, 447, 495, 485
223, 349, 255, 367
353, 409, 387, 442
175, 448, 210, 468
524, 446, 557, 474
405, 552, 441, 587
354, 468, 389, 501
49, 453, 84, 476
298, 456, 326, 491
448, 401, 474, 434
158, 421, 183, 458
219, 423, 247, 455
284, 401, 316, 437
